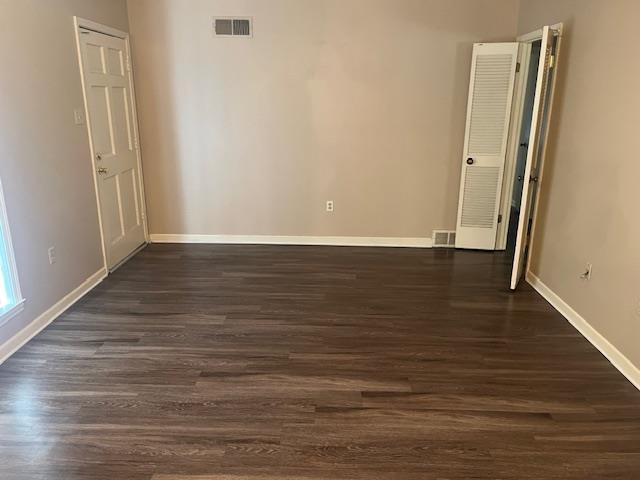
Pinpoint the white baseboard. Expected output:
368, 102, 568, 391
526, 271, 640, 391
0, 267, 107, 365
150, 234, 433, 248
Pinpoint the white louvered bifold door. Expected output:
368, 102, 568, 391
455, 43, 519, 250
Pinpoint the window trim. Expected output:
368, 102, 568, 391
0, 178, 25, 327
0, 300, 26, 328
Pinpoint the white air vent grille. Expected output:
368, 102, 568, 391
213, 17, 252, 37
433, 231, 457, 248
467, 54, 514, 156
460, 166, 500, 228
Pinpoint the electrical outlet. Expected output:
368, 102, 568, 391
326, 200, 334, 213
48, 246, 56, 265
580, 263, 592, 280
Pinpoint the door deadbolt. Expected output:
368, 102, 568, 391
466, 158, 474, 165
96, 153, 103, 161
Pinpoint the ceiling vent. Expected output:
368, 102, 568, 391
213, 17, 253, 37
433, 231, 456, 248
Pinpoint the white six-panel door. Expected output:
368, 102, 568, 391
79, 29, 146, 269
455, 43, 520, 250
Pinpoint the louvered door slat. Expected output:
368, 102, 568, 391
468, 55, 516, 155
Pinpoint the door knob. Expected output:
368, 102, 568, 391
466, 158, 474, 165
97, 167, 108, 175
530, 175, 539, 183
517, 175, 523, 181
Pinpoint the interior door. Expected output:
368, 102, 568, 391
79, 29, 146, 269
510, 26, 556, 289
455, 43, 520, 250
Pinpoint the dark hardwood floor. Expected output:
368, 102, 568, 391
1, 244, 639, 479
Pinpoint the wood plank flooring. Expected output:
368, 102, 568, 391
1, 244, 639, 479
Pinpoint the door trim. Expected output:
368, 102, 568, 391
496, 23, 564, 251
73, 16, 149, 271
495, 44, 529, 250
520, 23, 563, 283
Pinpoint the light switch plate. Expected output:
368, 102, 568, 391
74, 108, 86, 125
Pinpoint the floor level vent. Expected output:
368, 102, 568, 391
433, 230, 456, 248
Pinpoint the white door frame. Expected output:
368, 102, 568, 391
73, 17, 149, 270
520, 23, 563, 280
495, 23, 563, 251
495, 44, 530, 250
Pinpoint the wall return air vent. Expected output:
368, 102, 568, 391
213, 17, 253, 37
432, 230, 456, 248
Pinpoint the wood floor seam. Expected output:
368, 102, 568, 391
1, 244, 639, 479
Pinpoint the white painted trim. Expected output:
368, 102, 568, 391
497, 23, 565, 252
524, 24, 563, 277
496, 43, 530, 251
0, 299, 25, 328
517, 22, 563, 43
0, 178, 24, 308
518, 28, 544, 44
124, 35, 150, 243
150, 234, 433, 248
73, 17, 108, 270
75, 17, 128, 39
0, 267, 107, 365
527, 272, 640, 391
510, 26, 554, 290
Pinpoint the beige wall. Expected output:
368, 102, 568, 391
127, 0, 518, 238
518, 0, 640, 366
1, 0, 637, 383
0, 0, 129, 346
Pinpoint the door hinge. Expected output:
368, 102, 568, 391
126, 56, 131, 72
515, 62, 521, 73
498, 214, 503, 224
134, 137, 139, 150
549, 55, 555, 69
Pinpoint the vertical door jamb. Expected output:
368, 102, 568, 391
495, 43, 530, 251
510, 23, 563, 282
496, 23, 563, 253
